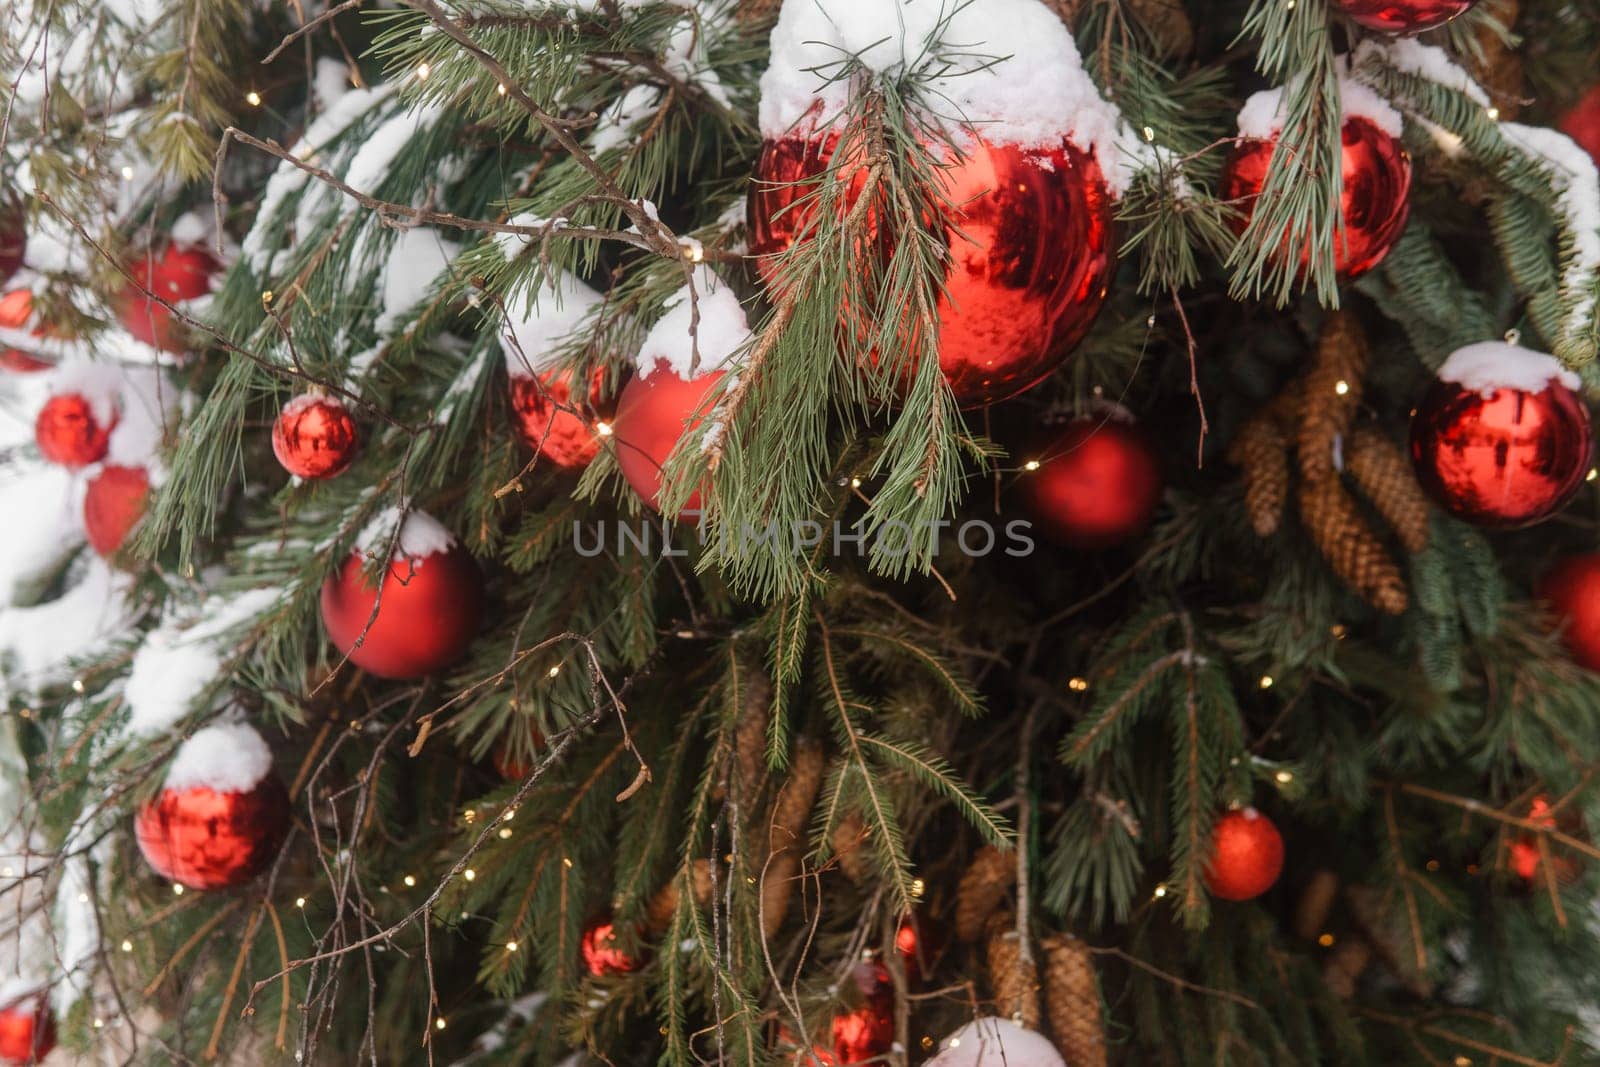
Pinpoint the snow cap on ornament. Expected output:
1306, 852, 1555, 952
501, 273, 607, 379
927, 1017, 1065, 1067
1235, 69, 1404, 144
758, 0, 1150, 194
632, 267, 749, 383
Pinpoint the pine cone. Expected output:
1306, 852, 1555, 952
1293, 869, 1341, 942
1229, 413, 1290, 538
1345, 884, 1434, 998
985, 913, 1041, 1029
1127, 0, 1194, 55
1345, 426, 1431, 554
645, 859, 716, 933
733, 665, 772, 807
1297, 311, 1368, 484
1041, 933, 1107, 1067
1322, 937, 1374, 1000
761, 739, 826, 939
832, 811, 871, 883
1299, 477, 1408, 615
955, 845, 1017, 942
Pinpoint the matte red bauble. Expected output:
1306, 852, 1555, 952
1540, 554, 1600, 671
35, 392, 115, 468
1409, 378, 1592, 528
319, 542, 484, 680
134, 776, 290, 889
119, 244, 219, 352
1560, 85, 1600, 168
508, 367, 610, 469
0, 204, 23, 290
749, 134, 1115, 408
1330, 0, 1477, 33
0, 998, 54, 1065
0, 290, 48, 373
1021, 417, 1163, 548
1222, 116, 1411, 280
581, 914, 641, 976
272, 394, 359, 480
84, 464, 150, 557
1203, 808, 1284, 902
610, 359, 725, 514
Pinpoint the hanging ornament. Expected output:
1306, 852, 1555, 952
134, 723, 290, 890
927, 1017, 1066, 1067
1409, 341, 1592, 528
0, 290, 49, 373
0, 203, 22, 290
1203, 807, 1285, 902
1560, 85, 1600, 167
1329, 0, 1478, 33
610, 271, 747, 514
581, 913, 643, 976
502, 274, 614, 470
0, 997, 53, 1066
35, 391, 116, 468
1019, 415, 1163, 548
1539, 554, 1600, 671
1507, 795, 1583, 886
829, 961, 894, 1065
118, 243, 220, 352
895, 913, 946, 983
1223, 88, 1411, 280
272, 393, 360, 480
320, 509, 484, 680
84, 464, 151, 558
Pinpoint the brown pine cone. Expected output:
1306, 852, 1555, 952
1345, 426, 1431, 555
1127, 0, 1195, 55
1293, 869, 1341, 942
761, 739, 826, 939
1322, 937, 1374, 1000
1345, 884, 1434, 998
733, 665, 772, 807
1041, 933, 1108, 1067
985, 913, 1041, 1029
1229, 413, 1290, 538
831, 811, 871, 883
1297, 311, 1369, 485
1299, 477, 1408, 615
955, 845, 1017, 942
646, 859, 716, 933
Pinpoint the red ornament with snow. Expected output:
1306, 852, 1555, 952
926, 1017, 1066, 1067
1223, 99, 1411, 280
319, 510, 484, 680
1020, 415, 1162, 548
35, 392, 116, 468
1409, 342, 1592, 528
134, 724, 290, 890
119, 243, 219, 352
1329, 0, 1477, 33
0, 997, 54, 1066
0, 290, 49, 373
1203, 807, 1284, 902
272, 394, 359, 480
1539, 554, 1600, 671
581, 914, 642, 976
749, 134, 1115, 408
84, 464, 150, 557
508, 369, 611, 470
1559, 85, 1600, 168
0, 203, 23, 290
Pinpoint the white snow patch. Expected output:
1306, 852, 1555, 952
1437, 340, 1581, 396
357, 506, 457, 562
44, 357, 123, 428
634, 267, 749, 380
501, 274, 605, 377
1357, 38, 1489, 106
494, 210, 563, 261
0, 560, 136, 695
0, 466, 84, 606
592, 85, 664, 156
342, 102, 444, 201
375, 227, 460, 335
1237, 71, 1404, 141
1499, 123, 1600, 353
164, 720, 274, 794
105, 366, 176, 474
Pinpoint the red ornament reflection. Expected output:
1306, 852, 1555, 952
508, 366, 611, 470
272, 394, 360, 480
134, 777, 290, 890
749, 133, 1116, 408
581, 915, 642, 976
0, 291, 49, 373
35, 392, 115, 468
1330, 0, 1477, 33
1222, 116, 1411, 280
0, 997, 53, 1065
1021, 417, 1163, 549
319, 543, 484, 680
610, 359, 725, 514
1409, 378, 1592, 528
84, 464, 151, 558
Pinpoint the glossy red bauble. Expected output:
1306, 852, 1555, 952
749, 134, 1116, 408
319, 542, 484, 680
895, 914, 945, 983
84, 464, 151, 557
508, 367, 611, 469
1409, 377, 1592, 528
1222, 116, 1411, 280
35, 392, 115, 468
119, 243, 219, 352
0, 290, 49, 373
830, 962, 894, 1065
610, 359, 725, 514
1203, 808, 1284, 902
1020, 417, 1163, 548
134, 776, 290, 889
1560, 85, 1600, 168
0, 997, 54, 1065
1330, 0, 1477, 33
581, 914, 641, 976
272, 394, 359, 480
1540, 554, 1600, 671
0, 204, 23, 290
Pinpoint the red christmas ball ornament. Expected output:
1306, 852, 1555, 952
319, 511, 484, 680
1020, 415, 1163, 548
272, 394, 360, 480
0, 203, 23, 290
0, 997, 54, 1066
1410, 342, 1592, 528
1507, 795, 1582, 886
1203, 807, 1284, 902
119, 243, 219, 352
894, 914, 946, 983
0, 290, 49, 373
581, 914, 642, 976
508, 367, 611, 470
611, 359, 725, 514
1223, 113, 1411, 280
84, 464, 150, 558
1539, 554, 1600, 671
35, 391, 116, 468
750, 133, 1115, 408
1560, 85, 1600, 168
827, 961, 894, 1065
1329, 0, 1477, 33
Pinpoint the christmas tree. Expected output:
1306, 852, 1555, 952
3, 0, 1600, 1062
